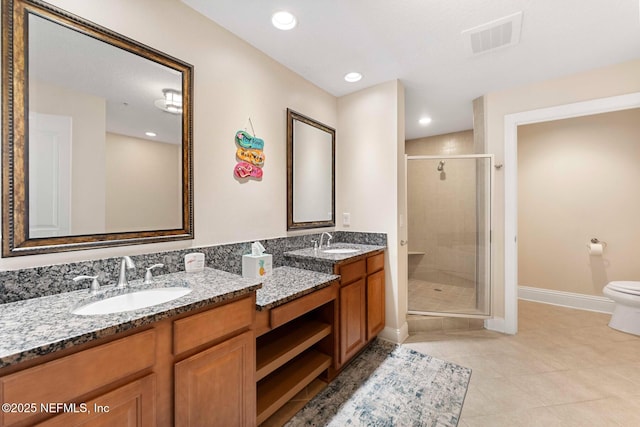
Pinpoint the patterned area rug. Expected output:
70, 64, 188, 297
286, 339, 471, 427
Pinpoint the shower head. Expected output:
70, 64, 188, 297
437, 161, 445, 172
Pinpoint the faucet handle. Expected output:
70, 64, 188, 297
144, 263, 164, 284
73, 275, 101, 294
311, 240, 318, 250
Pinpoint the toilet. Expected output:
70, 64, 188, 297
603, 281, 640, 336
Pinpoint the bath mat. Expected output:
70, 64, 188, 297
286, 339, 471, 427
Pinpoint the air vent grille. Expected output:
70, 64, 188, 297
462, 11, 523, 55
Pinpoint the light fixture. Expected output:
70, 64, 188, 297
145, 131, 157, 137
272, 11, 297, 30
344, 72, 362, 83
419, 117, 432, 126
154, 89, 183, 114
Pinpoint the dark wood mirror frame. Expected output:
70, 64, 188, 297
286, 108, 335, 230
1, 0, 194, 256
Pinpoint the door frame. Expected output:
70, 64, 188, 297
503, 92, 640, 334
405, 153, 494, 318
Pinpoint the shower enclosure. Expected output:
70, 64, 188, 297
406, 155, 492, 317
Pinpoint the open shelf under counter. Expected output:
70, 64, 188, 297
256, 319, 331, 382
256, 350, 332, 425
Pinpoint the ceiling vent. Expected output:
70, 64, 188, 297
462, 11, 523, 55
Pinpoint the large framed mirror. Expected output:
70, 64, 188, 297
2, 0, 194, 256
286, 109, 335, 230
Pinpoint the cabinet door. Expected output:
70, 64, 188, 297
39, 374, 156, 427
367, 270, 386, 340
339, 279, 366, 365
174, 330, 255, 427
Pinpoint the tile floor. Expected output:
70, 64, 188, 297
405, 300, 640, 426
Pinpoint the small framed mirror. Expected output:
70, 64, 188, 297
2, 0, 194, 256
286, 109, 335, 230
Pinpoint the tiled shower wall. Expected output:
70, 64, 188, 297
405, 131, 476, 288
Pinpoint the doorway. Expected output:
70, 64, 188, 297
406, 154, 493, 318
503, 92, 640, 334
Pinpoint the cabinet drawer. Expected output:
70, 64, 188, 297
0, 330, 155, 427
338, 260, 365, 285
366, 253, 384, 274
270, 284, 336, 329
173, 296, 253, 355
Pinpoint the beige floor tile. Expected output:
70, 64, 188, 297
547, 397, 640, 426
510, 370, 608, 406
460, 377, 546, 418
599, 362, 640, 394
407, 300, 640, 427
461, 406, 565, 427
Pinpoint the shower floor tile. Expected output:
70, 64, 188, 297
408, 278, 476, 313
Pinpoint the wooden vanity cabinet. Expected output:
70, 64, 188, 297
0, 329, 157, 427
174, 331, 254, 427
364, 252, 386, 341
0, 294, 256, 427
339, 278, 366, 364
335, 251, 385, 369
173, 296, 255, 427
254, 284, 336, 425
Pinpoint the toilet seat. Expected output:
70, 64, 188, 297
605, 281, 640, 296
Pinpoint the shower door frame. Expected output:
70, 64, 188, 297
405, 154, 494, 319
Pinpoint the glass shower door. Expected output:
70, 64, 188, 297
406, 155, 492, 317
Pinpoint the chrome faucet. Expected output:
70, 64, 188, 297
116, 256, 136, 288
319, 232, 333, 249
73, 275, 101, 294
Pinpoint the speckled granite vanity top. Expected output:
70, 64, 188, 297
0, 268, 261, 368
284, 243, 385, 274
255, 266, 339, 311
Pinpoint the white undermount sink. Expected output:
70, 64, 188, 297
72, 287, 192, 316
322, 248, 359, 254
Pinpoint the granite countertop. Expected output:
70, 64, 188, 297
256, 266, 339, 311
284, 243, 385, 266
0, 268, 261, 368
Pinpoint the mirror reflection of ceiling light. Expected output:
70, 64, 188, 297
145, 131, 157, 137
272, 11, 297, 30
154, 89, 183, 114
344, 72, 363, 82
419, 117, 432, 125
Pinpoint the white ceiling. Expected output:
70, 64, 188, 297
182, 0, 640, 140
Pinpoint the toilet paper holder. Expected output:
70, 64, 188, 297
586, 238, 607, 251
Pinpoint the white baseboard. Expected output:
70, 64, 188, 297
484, 317, 508, 334
519, 286, 614, 314
379, 322, 409, 344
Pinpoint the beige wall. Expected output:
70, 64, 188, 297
337, 80, 406, 341
2, 1, 406, 340
405, 131, 476, 288
29, 80, 107, 235
0, 0, 338, 270
518, 108, 640, 296
486, 58, 640, 319
105, 133, 181, 233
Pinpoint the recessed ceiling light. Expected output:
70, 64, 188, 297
272, 11, 297, 30
344, 72, 363, 83
145, 131, 157, 137
419, 117, 432, 125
